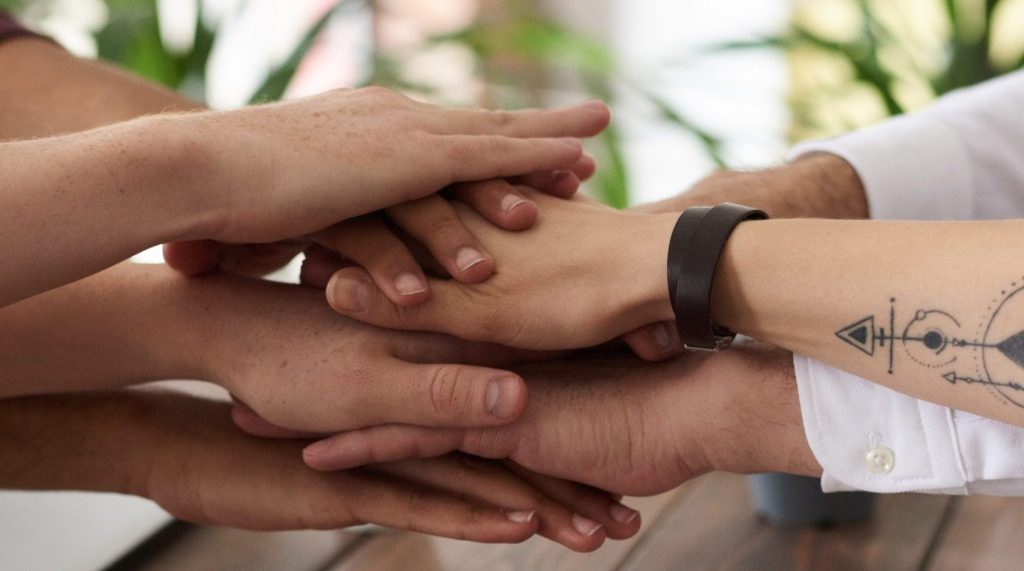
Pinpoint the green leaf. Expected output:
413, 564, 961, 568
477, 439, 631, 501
642, 89, 725, 167
97, 1, 183, 88
591, 125, 629, 209
248, 1, 359, 104
439, 19, 614, 76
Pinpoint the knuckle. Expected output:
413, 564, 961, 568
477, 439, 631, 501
453, 452, 491, 474
445, 139, 475, 164
489, 110, 513, 128
361, 85, 393, 98
426, 364, 467, 418
424, 212, 466, 240
404, 488, 437, 519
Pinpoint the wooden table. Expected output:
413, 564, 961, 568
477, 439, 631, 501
111, 472, 1024, 571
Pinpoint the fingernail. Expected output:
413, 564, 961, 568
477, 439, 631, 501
653, 323, 673, 351
327, 274, 368, 313
394, 272, 427, 296
500, 194, 529, 213
455, 247, 487, 273
303, 440, 328, 458
571, 514, 602, 537
485, 377, 520, 419
609, 503, 639, 525
504, 510, 535, 524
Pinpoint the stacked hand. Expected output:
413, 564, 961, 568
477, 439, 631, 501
234, 342, 820, 497
319, 190, 680, 352
162, 90, 609, 304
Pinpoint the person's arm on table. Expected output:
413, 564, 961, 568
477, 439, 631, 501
0, 389, 637, 550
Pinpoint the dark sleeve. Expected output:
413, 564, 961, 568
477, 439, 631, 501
0, 12, 48, 45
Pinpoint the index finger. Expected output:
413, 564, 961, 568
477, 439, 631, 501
436, 100, 610, 138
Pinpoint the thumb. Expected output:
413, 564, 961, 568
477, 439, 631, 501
163, 240, 224, 276
620, 322, 683, 362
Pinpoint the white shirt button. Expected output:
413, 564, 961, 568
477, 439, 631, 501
865, 446, 895, 474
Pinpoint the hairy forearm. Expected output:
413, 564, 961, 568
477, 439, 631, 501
707, 219, 1024, 427
634, 154, 868, 219
0, 263, 209, 397
0, 37, 201, 139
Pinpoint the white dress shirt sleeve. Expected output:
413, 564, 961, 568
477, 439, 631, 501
787, 71, 1024, 494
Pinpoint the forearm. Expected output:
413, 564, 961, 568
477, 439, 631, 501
0, 37, 201, 138
0, 263, 208, 397
0, 116, 215, 305
708, 219, 1024, 427
633, 154, 868, 220
0, 390, 163, 496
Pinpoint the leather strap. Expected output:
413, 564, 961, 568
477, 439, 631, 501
667, 203, 767, 351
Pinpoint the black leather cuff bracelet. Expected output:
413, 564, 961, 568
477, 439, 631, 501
667, 203, 768, 351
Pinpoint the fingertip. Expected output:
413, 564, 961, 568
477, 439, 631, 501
573, 153, 597, 182
325, 267, 373, 315
303, 438, 346, 471
496, 193, 539, 230
390, 272, 432, 306
485, 374, 528, 423
452, 247, 496, 283
162, 240, 222, 276
549, 171, 581, 198
502, 510, 541, 539
605, 503, 642, 540
622, 322, 682, 362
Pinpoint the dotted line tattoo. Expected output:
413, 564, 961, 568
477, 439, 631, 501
835, 278, 1024, 409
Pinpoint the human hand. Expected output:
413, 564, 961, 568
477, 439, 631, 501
188, 271, 564, 433
160, 88, 609, 246
164, 153, 598, 307
0, 390, 637, 550
297, 343, 821, 496
322, 190, 680, 351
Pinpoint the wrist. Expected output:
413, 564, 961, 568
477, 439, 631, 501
0, 392, 167, 497
639, 153, 867, 220
619, 212, 679, 326
691, 345, 821, 477
123, 114, 227, 242
124, 264, 230, 384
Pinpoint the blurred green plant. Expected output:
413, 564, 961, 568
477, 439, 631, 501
714, 0, 1024, 139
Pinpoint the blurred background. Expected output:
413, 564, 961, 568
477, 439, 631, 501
8, 0, 1022, 208
1, 0, 1024, 569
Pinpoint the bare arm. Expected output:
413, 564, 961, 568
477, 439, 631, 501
0, 36, 201, 138
0, 389, 638, 548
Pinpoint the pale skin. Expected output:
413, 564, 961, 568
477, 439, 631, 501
0, 36, 610, 309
